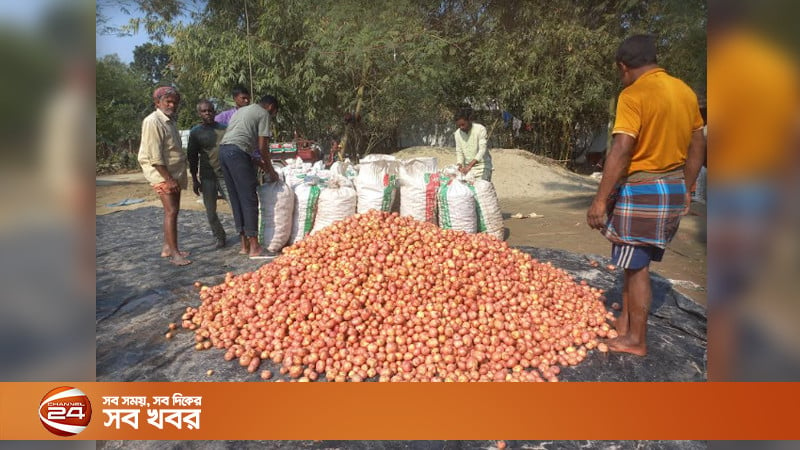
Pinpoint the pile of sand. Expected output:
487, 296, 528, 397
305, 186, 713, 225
393, 147, 598, 200
96, 147, 598, 215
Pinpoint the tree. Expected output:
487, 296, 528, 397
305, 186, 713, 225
96, 54, 151, 168
131, 42, 174, 84
305, 0, 457, 155
162, 0, 459, 157
435, 0, 706, 161
120, 0, 707, 164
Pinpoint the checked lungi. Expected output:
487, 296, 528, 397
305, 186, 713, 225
603, 175, 687, 252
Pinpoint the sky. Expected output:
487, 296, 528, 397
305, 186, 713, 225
96, 3, 163, 64
96, 13, 152, 63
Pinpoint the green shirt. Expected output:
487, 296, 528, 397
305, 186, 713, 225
218, 103, 272, 153
187, 122, 226, 179
454, 122, 491, 175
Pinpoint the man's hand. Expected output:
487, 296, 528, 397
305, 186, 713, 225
159, 178, 180, 194
266, 168, 279, 182
255, 158, 279, 182
682, 191, 692, 215
192, 177, 201, 196
586, 197, 608, 230
587, 133, 634, 231
459, 161, 476, 175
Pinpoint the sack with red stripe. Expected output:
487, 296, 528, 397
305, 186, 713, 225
398, 157, 439, 223
355, 158, 398, 213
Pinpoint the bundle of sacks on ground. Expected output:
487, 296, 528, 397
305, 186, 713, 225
257, 155, 504, 253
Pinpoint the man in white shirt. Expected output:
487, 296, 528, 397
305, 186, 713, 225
137, 86, 191, 266
454, 109, 493, 181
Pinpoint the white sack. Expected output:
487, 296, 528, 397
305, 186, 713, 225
290, 179, 322, 244
399, 157, 440, 223
472, 179, 505, 240
355, 159, 398, 213
311, 176, 357, 234
437, 177, 477, 233
257, 177, 295, 252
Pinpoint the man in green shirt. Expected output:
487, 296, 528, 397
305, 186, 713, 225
218, 95, 280, 259
187, 99, 229, 248
454, 109, 493, 181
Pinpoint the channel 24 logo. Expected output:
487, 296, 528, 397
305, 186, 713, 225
38, 386, 93, 436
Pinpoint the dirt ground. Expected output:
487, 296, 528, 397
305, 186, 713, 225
96, 148, 706, 304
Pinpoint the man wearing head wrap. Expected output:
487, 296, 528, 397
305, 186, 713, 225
137, 86, 191, 266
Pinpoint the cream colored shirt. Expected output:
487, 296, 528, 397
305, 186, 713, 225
137, 108, 188, 188
454, 122, 491, 177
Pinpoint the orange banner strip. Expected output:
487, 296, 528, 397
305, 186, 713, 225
1, 382, 797, 440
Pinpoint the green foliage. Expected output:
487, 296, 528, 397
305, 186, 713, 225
95, 54, 151, 171
453, 0, 706, 160
164, 0, 459, 155
103, 0, 706, 166
131, 42, 174, 84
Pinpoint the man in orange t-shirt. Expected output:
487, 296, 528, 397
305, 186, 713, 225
586, 35, 706, 356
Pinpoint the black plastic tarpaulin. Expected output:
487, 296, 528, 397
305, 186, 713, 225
97, 208, 706, 383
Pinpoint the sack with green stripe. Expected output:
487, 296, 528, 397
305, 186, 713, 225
355, 159, 398, 213
437, 176, 477, 233
311, 176, 357, 234
471, 179, 505, 240
290, 178, 322, 244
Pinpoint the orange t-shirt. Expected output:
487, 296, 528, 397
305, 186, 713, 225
613, 68, 704, 175
708, 29, 800, 181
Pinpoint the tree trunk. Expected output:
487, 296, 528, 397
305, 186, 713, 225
606, 96, 616, 152
340, 58, 370, 162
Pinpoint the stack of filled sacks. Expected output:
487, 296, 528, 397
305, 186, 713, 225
257, 161, 358, 252
257, 156, 506, 254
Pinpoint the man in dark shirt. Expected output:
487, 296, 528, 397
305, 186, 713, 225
187, 99, 229, 248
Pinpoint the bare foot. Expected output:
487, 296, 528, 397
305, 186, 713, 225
169, 255, 192, 266
239, 235, 250, 255
605, 335, 647, 356
161, 248, 190, 258
248, 242, 265, 258
249, 249, 277, 260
